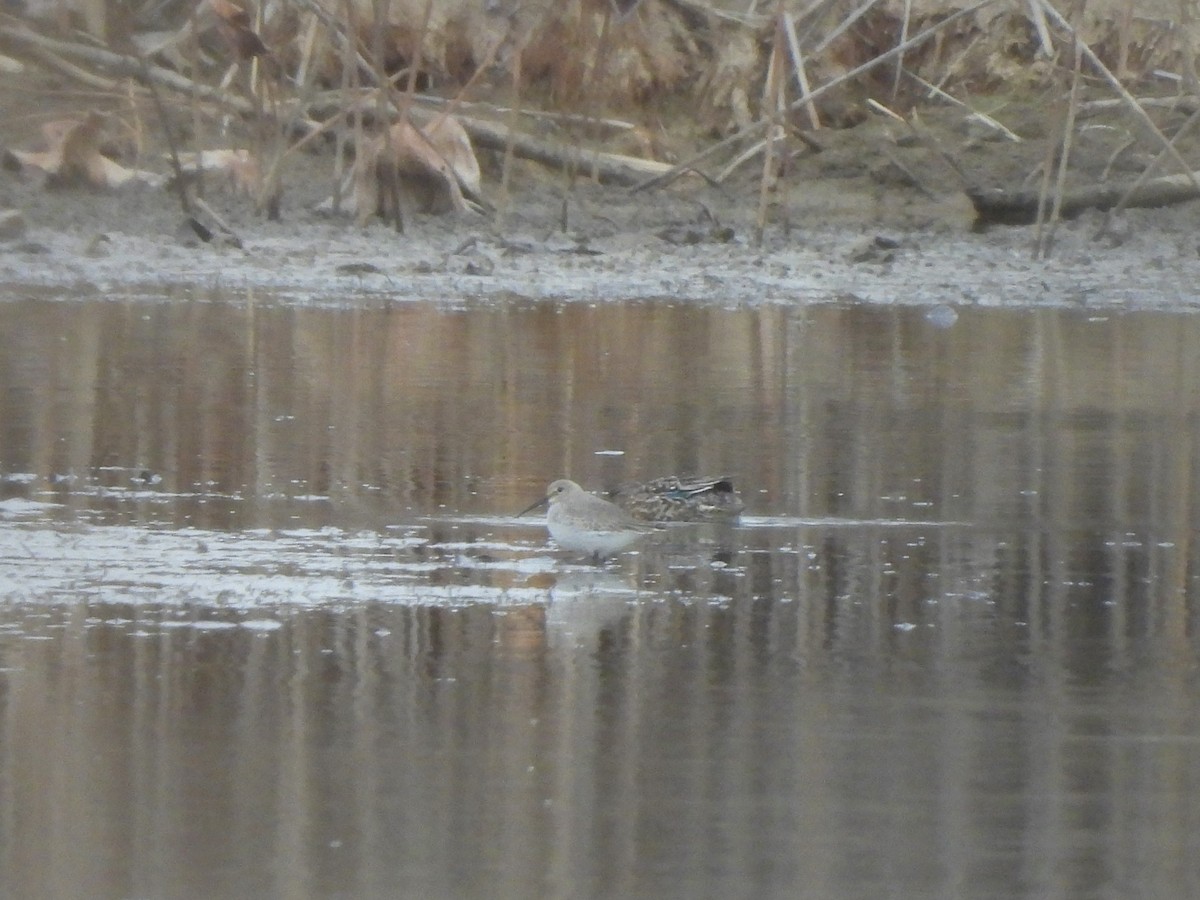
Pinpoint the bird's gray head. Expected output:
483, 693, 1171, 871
544, 479, 581, 504
517, 478, 581, 516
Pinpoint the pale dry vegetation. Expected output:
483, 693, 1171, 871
3, 0, 1200, 244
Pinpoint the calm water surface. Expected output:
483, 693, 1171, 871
2, 294, 1200, 899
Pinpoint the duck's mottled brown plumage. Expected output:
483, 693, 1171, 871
610, 476, 744, 523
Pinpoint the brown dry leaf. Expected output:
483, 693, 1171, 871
6, 112, 163, 189
5, 117, 85, 179
208, 0, 270, 60
176, 149, 261, 196
353, 114, 484, 224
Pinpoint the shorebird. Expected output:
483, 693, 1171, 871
610, 475, 744, 522
519, 478, 658, 561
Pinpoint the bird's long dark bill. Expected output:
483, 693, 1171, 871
517, 495, 550, 517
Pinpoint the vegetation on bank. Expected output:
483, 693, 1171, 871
2, 0, 1200, 247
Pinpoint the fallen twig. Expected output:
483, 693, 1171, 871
1077, 95, 1200, 117
192, 194, 243, 246
0, 23, 265, 120
969, 170, 1200, 226
21, 43, 122, 91
450, 114, 673, 187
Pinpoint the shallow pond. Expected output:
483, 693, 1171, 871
2, 293, 1199, 898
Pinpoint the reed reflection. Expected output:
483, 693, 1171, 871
2, 299, 1198, 535
3, 296, 1200, 896
2, 554, 1198, 899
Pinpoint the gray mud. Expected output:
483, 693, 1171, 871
2, 69, 1200, 309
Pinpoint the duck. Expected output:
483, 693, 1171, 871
609, 475, 744, 523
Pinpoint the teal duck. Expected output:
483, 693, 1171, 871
610, 475, 744, 523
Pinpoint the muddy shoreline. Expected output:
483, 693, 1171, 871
3, 73, 1200, 311
2, 197, 1197, 311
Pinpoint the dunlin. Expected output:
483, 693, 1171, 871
610, 475, 744, 522
519, 478, 657, 561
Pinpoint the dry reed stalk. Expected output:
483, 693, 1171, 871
634, 0, 997, 192
1031, 117, 1055, 242
124, 79, 144, 162
399, 0, 432, 109
1033, 0, 1200, 194
0, 24, 306, 124
78, 0, 106, 42
1115, 0, 1134, 78
874, 93, 971, 194
331, 0, 358, 214
670, 0, 767, 27
377, 0, 435, 229
258, 97, 362, 217
1079, 96, 1200, 116
192, 194, 242, 242
865, 96, 901, 121
185, 4, 204, 209
352, 116, 478, 219
590, 4, 615, 120
138, 53, 231, 243
552, 4, 625, 229
925, 23, 983, 95
905, 70, 1020, 142
19, 44, 118, 89
1180, 0, 1200, 93
497, 49, 523, 231
864, 97, 937, 197
295, 11, 322, 87
369, 0, 398, 230
782, 12, 819, 129
440, 103, 638, 133
449, 113, 670, 185
715, 139, 767, 182
1097, 106, 1200, 236
559, 143, 578, 233
890, 0, 911, 102
790, 0, 838, 45
289, 0, 374, 79
346, 0, 490, 224
255, 15, 287, 215
812, 0, 880, 55
1046, 38, 1082, 241
1034, 34, 1081, 259
755, 10, 786, 246
408, 22, 505, 153
1026, 0, 1053, 57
